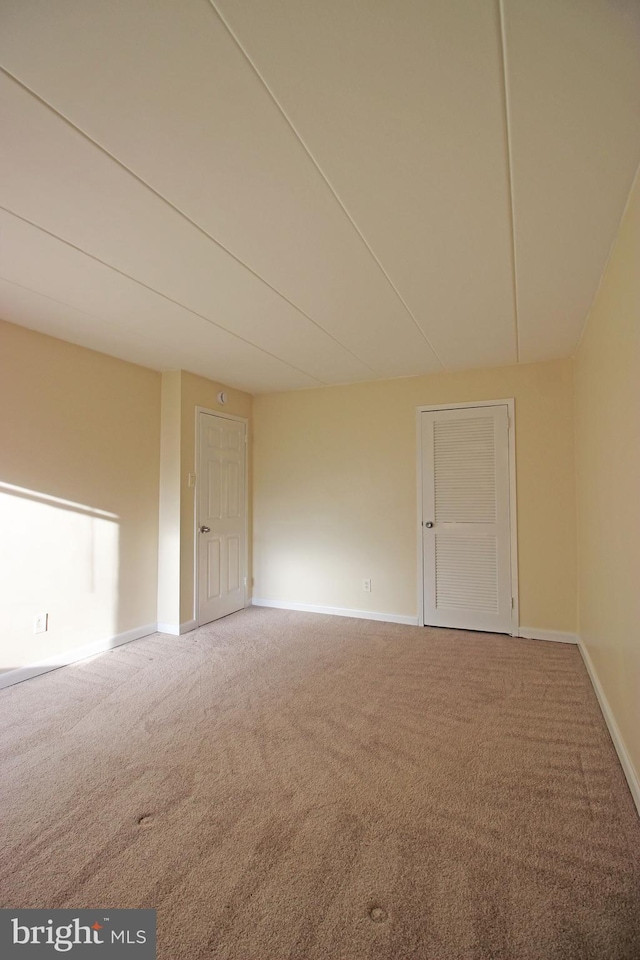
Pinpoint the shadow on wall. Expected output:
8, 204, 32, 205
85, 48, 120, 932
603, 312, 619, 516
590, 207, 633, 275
0, 481, 119, 671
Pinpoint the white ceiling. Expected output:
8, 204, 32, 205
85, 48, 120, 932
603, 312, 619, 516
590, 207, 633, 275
1, 0, 639, 393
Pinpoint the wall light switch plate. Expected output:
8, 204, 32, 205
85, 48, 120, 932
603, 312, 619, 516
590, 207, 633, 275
34, 613, 48, 634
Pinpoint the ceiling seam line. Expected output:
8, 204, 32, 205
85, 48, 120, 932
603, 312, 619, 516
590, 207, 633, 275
0, 272, 195, 355
0, 204, 328, 386
0, 271, 320, 393
0, 272, 323, 391
0, 65, 377, 377
497, 0, 521, 363
206, 0, 448, 372
572, 153, 640, 356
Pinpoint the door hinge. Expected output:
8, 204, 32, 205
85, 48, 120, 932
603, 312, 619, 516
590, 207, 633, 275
511, 597, 515, 609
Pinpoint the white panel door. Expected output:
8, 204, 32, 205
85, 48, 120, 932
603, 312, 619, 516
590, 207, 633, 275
421, 405, 513, 633
197, 413, 246, 625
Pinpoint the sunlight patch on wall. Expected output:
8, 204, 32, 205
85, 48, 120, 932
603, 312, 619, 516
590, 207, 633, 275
0, 482, 119, 670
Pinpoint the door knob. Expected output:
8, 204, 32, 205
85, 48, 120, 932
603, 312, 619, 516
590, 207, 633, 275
200, 525, 210, 533
424, 521, 434, 528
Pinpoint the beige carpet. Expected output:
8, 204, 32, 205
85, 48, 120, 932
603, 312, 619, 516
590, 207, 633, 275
1, 608, 639, 959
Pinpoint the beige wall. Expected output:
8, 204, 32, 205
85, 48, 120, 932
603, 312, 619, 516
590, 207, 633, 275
574, 167, 640, 783
0, 318, 161, 672
0, 322, 252, 668
157, 371, 182, 629
253, 358, 576, 631
179, 372, 252, 624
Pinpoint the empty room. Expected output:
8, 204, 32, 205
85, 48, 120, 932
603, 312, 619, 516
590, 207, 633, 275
1, 1, 639, 958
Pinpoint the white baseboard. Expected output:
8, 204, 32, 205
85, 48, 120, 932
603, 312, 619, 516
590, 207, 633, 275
578, 639, 640, 817
157, 619, 197, 636
252, 598, 418, 626
0, 623, 158, 690
518, 627, 579, 644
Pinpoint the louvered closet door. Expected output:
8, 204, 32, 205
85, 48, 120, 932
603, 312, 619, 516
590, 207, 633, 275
421, 405, 512, 634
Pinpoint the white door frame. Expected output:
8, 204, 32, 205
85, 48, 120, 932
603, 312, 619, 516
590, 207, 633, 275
194, 406, 249, 627
416, 399, 519, 635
